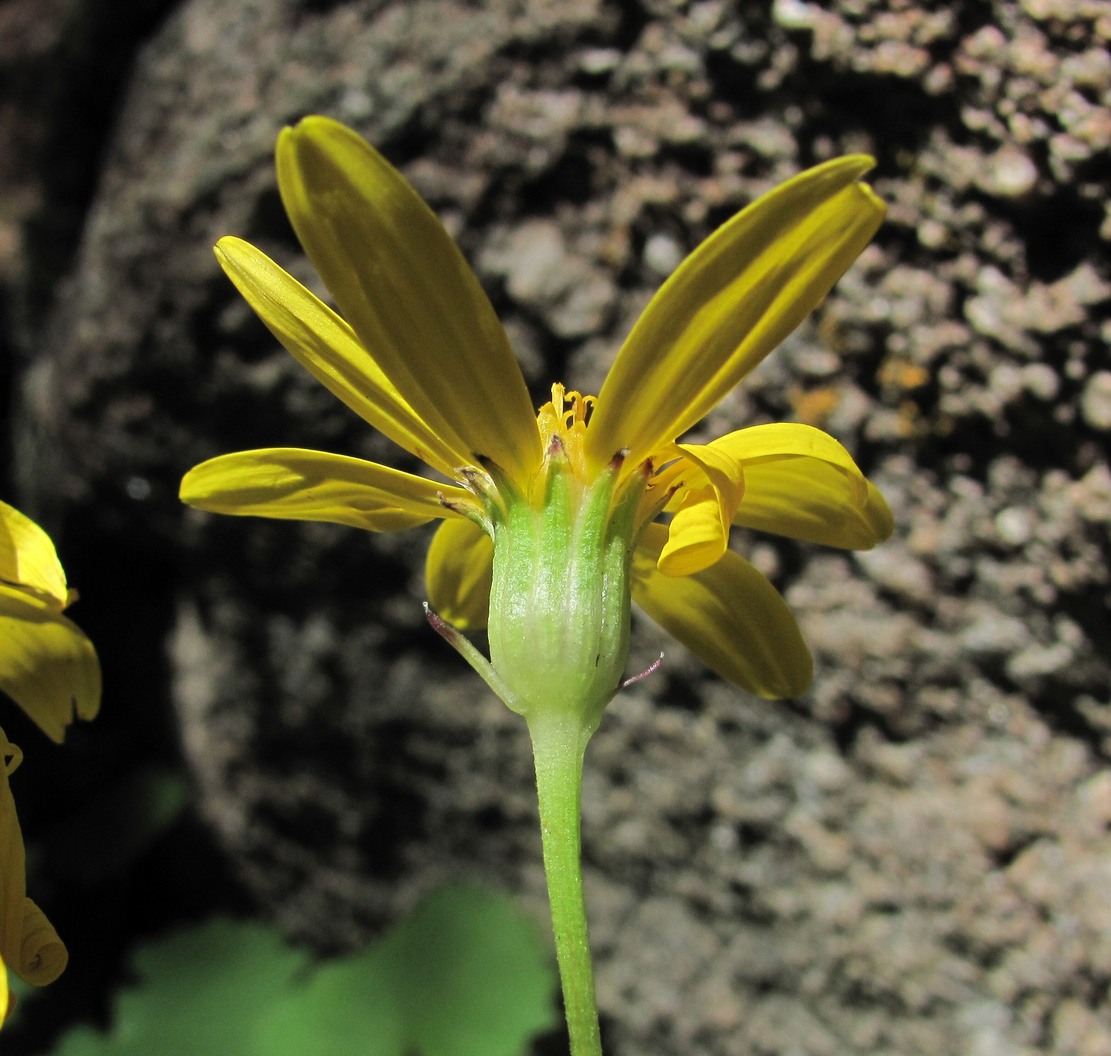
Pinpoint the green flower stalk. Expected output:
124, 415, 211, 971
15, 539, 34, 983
180, 117, 890, 1055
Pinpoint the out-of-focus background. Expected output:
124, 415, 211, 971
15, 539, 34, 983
2, 0, 1109, 1053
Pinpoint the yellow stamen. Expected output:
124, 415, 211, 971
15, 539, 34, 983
535, 384, 596, 486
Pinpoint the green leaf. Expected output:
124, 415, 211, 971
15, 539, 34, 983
48, 886, 556, 1056
259, 886, 557, 1056
50, 919, 309, 1056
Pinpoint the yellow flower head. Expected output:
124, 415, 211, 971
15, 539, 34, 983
0, 501, 101, 743
0, 502, 97, 1002
181, 117, 891, 719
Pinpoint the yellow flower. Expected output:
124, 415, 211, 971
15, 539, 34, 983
0, 501, 101, 743
0, 501, 99, 1002
181, 117, 891, 715
0, 729, 68, 989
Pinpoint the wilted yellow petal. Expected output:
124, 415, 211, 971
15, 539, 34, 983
277, 117, 542, 488
214, 237, 463, 477
0, 502, 68, 608
632, 524, 812, 699
587, 157, 885, 472
0, 740, 67, 990
181, 448, 470, 532
425, 518, 494, 631
15, 899, 66, 987
0, 733, 27, 979
0, 590, 101, 743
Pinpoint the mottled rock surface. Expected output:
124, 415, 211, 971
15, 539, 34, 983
4, 0, 1110, 1053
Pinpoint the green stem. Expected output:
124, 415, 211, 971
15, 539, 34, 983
528, 715, 602, 1056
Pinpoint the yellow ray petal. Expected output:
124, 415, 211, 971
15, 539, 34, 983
0, 589, 101, 743
0, 503, 68, 608
657, 442, 745, 577
587, 157, 885, 472
215, 237, 462, 477
276, 117, 542, 489
425, 518, 494, 631
180, 448, 469, 533
738, 467, 892, 548
632, 524, 812, 699
657, 485, 727, 577
711, 423, 891, 548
